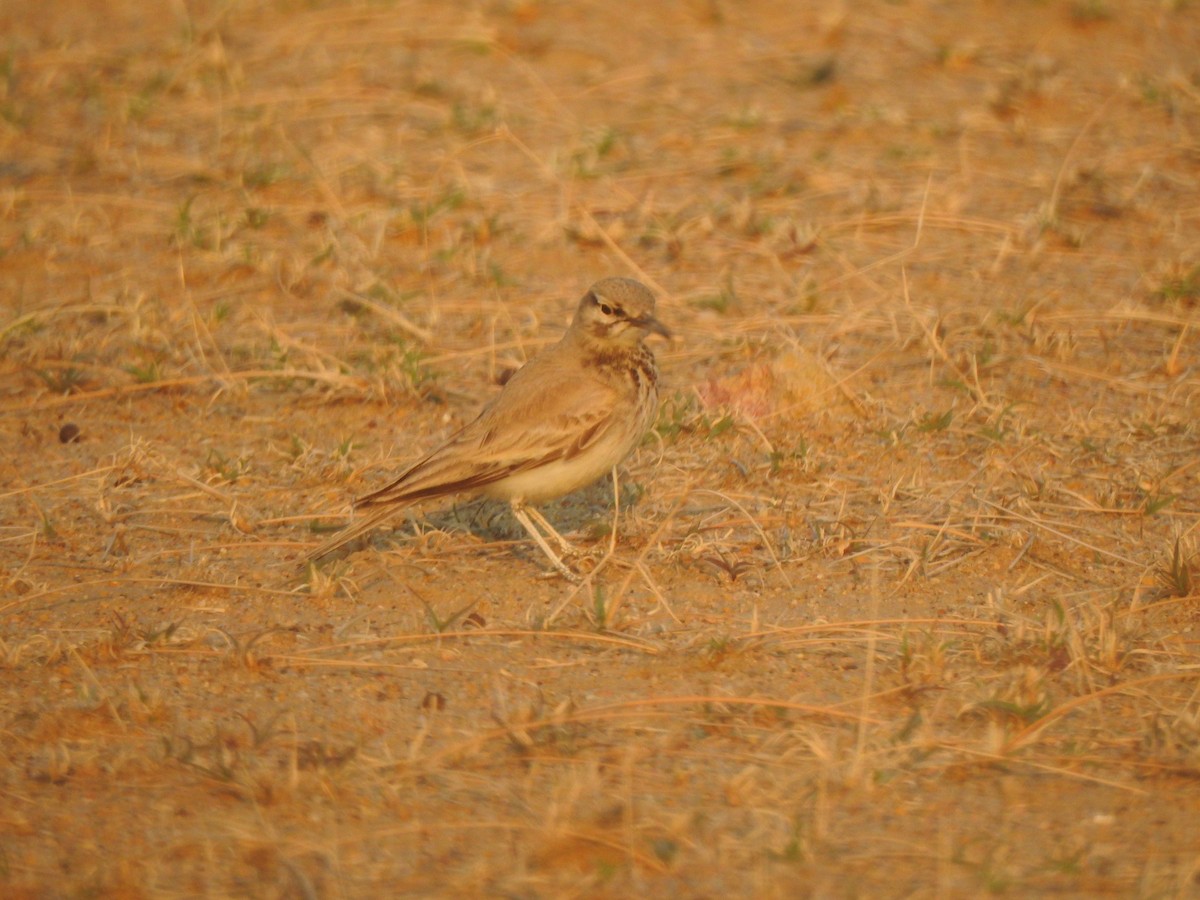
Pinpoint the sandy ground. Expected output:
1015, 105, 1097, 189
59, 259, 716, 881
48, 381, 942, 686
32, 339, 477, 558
3, 0, 1200, 896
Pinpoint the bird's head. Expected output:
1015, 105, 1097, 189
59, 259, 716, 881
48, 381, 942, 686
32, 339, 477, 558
571, 277, 671, 348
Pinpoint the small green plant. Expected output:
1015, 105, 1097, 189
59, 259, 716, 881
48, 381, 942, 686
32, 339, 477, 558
963, 844, 1014, 894
173, 196, 200, 247
485, 260, 513, 286
128, 71, 169, 120
394, 346, 437, 393
451, 101, 498, 135
244, 163, 289, 188
1142, 491, 1176, 516
37, 364, 88, 394
409, 185, 466, 225
701, 635, 735, 667
1159, 535, 1197, 597
1042, 847, 1087, 876
0, 50, 15, 91
204, 448, 250, 484
1137, 74, 1166, 106
691, 285, 736, 314
569, 126, 620, 178
1152, 265, 1200, 304
725, 105, 764, 129
978, 404, 1015, 443
976, 664, 1053, 725
417, 594, 480, 634
785, 55, 837, 88
39, 513, 59, 541
286, 434, 308, 462
242, 207, 269, 229
702, 551, 752, 582
0, 93, 29, 128
269, 336, 289, 368
767, 442, 809, 475
653, 393, 735, 443
303, 559, 356, 602
916, 409, 953, 433
705, 414, 735, 439
591, 584, 608, 626
125, 361, 162, 383
651, 838, 680, 864
766, 813, 814, 863
899, 632, 950, 688
653, 391, 699, 440
996, 304, 1034, 327
1070, 0, 1112, 23
172, 200, 229, 251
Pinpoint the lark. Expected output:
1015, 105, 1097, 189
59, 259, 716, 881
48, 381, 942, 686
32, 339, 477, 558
304, 277, 670, 580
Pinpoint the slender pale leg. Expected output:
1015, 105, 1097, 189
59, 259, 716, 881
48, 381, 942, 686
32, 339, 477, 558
520, 505, 579, 555
510, 500, 580, 582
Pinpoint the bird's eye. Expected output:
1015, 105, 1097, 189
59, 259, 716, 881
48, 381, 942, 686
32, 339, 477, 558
599, 302, 614, 316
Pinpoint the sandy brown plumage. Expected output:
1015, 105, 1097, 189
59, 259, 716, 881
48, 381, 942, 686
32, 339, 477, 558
304, 277, 670, 579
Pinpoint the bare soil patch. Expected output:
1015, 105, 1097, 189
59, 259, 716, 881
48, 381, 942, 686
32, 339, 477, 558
3, 1, 1200, 896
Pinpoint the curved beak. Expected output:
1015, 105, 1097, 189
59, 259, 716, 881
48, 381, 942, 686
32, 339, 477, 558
639, 313, 672, 340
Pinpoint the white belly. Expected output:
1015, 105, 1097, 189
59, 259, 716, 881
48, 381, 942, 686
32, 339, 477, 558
482, 427, 642, 504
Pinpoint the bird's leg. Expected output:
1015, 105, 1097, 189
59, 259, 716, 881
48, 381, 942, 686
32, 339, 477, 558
607, 466, 620, 558
510, 500, 580, 582
521, 505, 580, 556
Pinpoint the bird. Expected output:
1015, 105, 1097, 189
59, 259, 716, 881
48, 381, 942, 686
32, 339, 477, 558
303, 276, 671, 580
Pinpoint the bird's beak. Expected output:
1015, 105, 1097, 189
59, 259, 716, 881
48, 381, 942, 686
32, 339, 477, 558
640, 314, 672, 340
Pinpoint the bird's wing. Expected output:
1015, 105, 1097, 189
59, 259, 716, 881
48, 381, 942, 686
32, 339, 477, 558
356, 359, 621, 508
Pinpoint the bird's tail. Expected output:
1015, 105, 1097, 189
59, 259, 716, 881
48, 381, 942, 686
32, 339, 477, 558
301, 504, 402, 564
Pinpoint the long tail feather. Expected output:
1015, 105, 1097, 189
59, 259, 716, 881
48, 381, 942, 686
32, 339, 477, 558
302, 504, 404, 564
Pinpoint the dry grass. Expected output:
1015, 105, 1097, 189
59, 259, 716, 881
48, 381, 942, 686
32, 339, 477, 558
3, 0, 1200, 896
